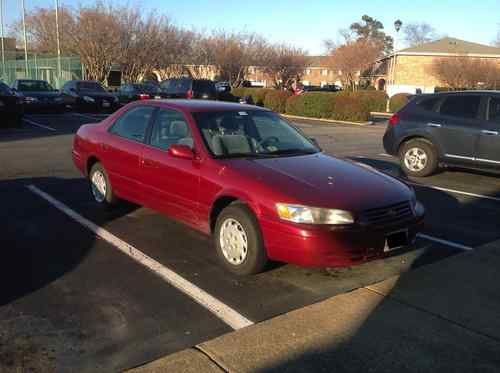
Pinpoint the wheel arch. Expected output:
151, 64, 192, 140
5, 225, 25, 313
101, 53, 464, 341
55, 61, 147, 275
209, 193, 260, 233
397, 135, 440, 157
86, 155, 100, 177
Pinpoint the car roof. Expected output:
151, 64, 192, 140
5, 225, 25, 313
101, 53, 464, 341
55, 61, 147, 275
152, 99, 270, 113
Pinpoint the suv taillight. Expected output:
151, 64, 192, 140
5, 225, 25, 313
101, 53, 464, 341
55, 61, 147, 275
389, 113, 400, 126
138, 93, 150, 100
186, 89, 193, 99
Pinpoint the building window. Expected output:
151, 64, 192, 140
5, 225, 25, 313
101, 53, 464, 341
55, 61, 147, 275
304, 69, 311, 75
248, 66, 255, 74
321, 69, 328, 76
338, 70, 342, 76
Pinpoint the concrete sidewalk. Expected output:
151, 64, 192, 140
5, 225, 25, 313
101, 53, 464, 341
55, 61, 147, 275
128, 240, 500, 373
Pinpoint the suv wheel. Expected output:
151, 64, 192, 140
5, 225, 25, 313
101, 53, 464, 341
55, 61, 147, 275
399, 139, 438, 177
214, 204, 268, 275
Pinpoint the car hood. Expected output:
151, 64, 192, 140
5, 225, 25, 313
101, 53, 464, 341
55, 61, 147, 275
224, 153, 411, 212
19, 91, 61, 98
77, 92, 115, 99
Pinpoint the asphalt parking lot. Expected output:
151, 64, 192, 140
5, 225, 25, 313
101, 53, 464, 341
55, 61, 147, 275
1, 112, 499, 372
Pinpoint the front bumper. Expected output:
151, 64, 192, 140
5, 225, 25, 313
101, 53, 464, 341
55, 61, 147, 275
260, 207, 424, 268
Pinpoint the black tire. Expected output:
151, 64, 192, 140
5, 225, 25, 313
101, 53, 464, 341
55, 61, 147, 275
214, 204, 268, 275
399, 139, 438, 177
89, 162, 118, 207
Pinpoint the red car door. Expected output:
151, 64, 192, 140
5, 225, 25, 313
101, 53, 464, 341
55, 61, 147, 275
141, 108, 201, 227
101, 105, 156, 203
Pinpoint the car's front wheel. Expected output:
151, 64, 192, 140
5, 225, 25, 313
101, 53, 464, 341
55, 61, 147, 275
89, 163, 118, 207
214, 204, 268, 275
399, 139, 438, 177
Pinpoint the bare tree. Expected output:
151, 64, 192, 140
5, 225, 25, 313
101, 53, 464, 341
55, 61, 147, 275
403, 23, 438, 47
263, 44, 307, 89
430, 57, 500, 89
328, 39, 382, 90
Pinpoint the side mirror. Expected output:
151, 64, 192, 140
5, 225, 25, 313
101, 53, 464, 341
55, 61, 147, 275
168, 144, 194, 160
310, 138, 320, 148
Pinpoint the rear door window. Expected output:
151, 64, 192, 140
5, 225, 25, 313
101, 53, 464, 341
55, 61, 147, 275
440, 96, 481, 119
109, 106, 155, 143
193, 80, 216, 94
488, 97, 500, 124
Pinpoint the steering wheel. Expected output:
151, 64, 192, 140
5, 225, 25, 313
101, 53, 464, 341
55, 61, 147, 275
258, 136, 280, 149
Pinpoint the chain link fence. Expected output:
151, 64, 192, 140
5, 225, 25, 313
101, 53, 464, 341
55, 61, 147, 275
0, 53, 83, 88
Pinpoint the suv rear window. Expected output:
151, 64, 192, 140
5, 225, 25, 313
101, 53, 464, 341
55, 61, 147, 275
193, 80, 216, 93
440, 96, 481, 119
417, 97, 440, 111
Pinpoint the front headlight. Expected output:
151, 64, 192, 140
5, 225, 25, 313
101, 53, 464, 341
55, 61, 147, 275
276, 203, 354, 225
83, 96, 95, 103
24, 96, 39, 103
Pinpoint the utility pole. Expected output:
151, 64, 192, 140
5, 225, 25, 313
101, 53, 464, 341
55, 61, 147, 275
21, 0, 29, 76
0, 0, 5, 80
55, 0, 62, 87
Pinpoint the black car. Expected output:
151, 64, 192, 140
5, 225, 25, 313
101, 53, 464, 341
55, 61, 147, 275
383, 91, 500, 176
159, 78, 217, 100
61, 80, 119, 113
303, 84, 342, 92
0, 81, 24, 126
115, 83, 162, 105
12, 79, 64, 113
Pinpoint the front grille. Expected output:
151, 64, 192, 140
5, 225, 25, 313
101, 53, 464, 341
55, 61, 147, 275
360, 201, 413, 226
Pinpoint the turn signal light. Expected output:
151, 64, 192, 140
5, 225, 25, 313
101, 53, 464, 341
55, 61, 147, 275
186, 89, 193, 99
389, 113, 400, 126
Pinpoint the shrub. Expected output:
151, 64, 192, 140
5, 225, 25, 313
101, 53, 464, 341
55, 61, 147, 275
263, 90, 291, 113
389, 93, 411, 113
340, 90, 388, 113
285, 92, 336, 118
285, 92, 371, 122
231, 87, 272, 106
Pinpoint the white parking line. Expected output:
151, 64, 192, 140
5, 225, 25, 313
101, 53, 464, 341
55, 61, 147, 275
417, 233, 474, 251
408, 182, 500, 203
26, 185, 254, 330
23, 118, 56, 132
378, 153, 393, 157
71, 112, 105, 121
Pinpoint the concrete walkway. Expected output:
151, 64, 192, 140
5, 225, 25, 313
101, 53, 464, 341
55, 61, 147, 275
128, 239, 500, 373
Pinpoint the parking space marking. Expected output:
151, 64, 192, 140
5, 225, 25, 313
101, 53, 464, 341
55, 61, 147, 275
378, 153, 392, 157
22, 118, 56, 132
26, 185, 254, 330
71, 113, 106, 122
417, 233, 474, 251
408, 182, 500, 203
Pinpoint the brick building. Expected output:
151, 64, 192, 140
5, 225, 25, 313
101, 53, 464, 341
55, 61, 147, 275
368, 37, 500, 96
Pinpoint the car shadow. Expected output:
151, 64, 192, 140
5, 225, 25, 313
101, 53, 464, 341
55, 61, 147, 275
0, 176, 137, 306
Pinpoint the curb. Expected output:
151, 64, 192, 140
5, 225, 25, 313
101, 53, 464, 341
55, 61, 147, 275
281, 114, 372, 127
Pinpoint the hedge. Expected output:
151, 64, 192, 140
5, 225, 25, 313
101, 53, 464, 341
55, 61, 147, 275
285, 92, 371, 122
263, 90, 291, 113
231, 88, 273, 106
389, 93, 411, 113
340, 90, 388, 113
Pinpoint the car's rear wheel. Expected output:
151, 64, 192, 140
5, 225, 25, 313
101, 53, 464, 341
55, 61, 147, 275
399, 139, 438, 177
89, 163, 118, 207
214, 204, 268, 275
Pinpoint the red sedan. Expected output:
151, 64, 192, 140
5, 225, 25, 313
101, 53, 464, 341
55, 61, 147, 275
73, 100, 424, 275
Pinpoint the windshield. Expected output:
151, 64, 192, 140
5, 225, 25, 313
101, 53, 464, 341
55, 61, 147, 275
193, 110, 319, 158
17, 80, 54, 92
77, 82, 106, 92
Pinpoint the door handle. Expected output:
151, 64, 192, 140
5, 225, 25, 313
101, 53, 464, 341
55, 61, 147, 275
141, 159, 157, 168
481, 130, 499, 136
100, 143, 110, 151
427, 122, 442, 128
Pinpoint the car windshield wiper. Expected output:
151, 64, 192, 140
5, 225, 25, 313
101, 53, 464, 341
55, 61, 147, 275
264, 148, 318, 157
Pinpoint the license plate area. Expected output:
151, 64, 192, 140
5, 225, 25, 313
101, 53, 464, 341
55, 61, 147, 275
384, 229, 409, 252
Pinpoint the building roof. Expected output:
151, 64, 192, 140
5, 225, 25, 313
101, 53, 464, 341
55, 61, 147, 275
305, 56, 333, 67
395, 37, 500, 57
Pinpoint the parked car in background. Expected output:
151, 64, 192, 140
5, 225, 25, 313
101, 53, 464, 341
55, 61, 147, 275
384, 91, 500, 176
61, 80, 120, 113
73, 100, 424, 275
11, 79, 64, 113
303, 84, 342, 93
215, 81, 231, 93
0, 81, 24, 126
115, 83, 162, 105
159, 78, 217, 100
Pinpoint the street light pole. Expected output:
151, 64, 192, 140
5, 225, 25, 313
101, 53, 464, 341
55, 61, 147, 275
55, 0, 62, 87
0, 0, 5, 80
21, 0, 29, 76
